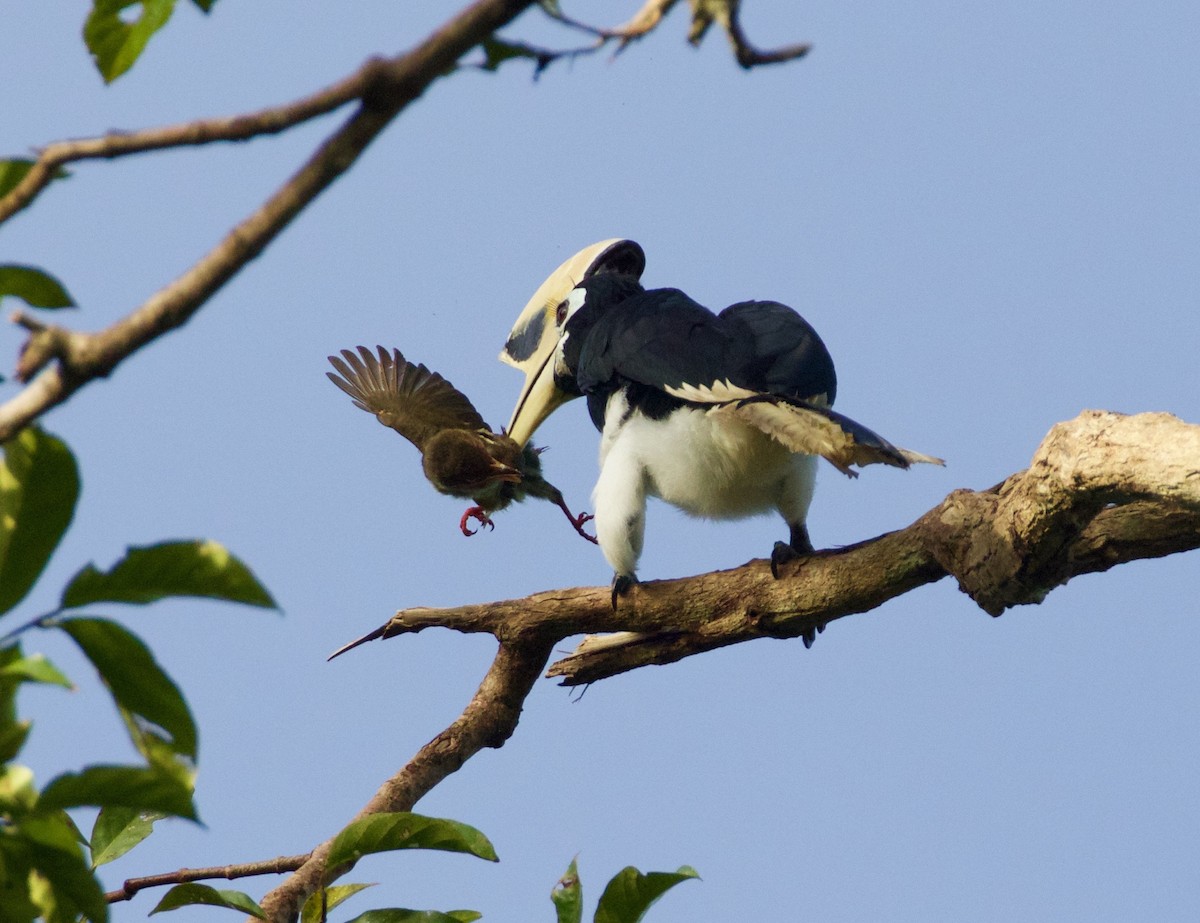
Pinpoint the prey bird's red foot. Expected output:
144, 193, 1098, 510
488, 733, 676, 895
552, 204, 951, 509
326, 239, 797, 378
567, 509, 598, 544
460, 506, 496, 536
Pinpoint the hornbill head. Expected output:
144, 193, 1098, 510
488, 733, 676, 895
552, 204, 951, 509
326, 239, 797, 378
501, 238, 645, 446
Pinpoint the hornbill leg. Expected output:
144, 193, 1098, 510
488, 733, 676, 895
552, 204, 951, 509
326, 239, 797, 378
611, 573, 638, 610
770, 523, 825, 648
460, 506, 496, 536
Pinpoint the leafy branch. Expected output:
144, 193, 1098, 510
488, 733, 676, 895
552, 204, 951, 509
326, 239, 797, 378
0, 426, 276, 921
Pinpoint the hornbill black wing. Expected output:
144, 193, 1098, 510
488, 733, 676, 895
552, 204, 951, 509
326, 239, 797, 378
326, 346, 489, 452
567, 288, 942, 474
570, 288, 745, 430
718, 300, 837, 404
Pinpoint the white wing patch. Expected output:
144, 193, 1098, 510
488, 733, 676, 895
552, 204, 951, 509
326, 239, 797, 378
712, 400, 944, 477
664, 379, 758, 403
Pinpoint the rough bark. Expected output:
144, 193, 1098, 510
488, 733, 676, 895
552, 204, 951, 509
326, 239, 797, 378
334, 410, 1199, 686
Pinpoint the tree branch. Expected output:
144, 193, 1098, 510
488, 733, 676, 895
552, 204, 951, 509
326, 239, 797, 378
332, 410, 1200, 686
0, 0, 539, 443
105, 855, 310, 905
258, 636, 554, 922
543, 0, 810, 68
0, 68, 375, 226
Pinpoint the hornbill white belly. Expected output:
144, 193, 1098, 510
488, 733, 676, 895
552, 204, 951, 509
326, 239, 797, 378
501, 240, 942, 625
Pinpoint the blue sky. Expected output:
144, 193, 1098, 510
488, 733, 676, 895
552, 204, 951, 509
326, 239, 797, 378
5, 2, 1198, 920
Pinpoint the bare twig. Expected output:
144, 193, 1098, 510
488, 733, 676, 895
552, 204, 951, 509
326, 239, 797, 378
105, 855, 310, 904
542, 0, 809, 67
0, 68, 375, 226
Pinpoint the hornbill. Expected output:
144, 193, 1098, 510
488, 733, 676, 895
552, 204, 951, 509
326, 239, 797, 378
500, 240, 942, 631
327, 346, 596, 542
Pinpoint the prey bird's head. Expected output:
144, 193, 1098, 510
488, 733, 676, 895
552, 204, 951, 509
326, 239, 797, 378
501, 239, 645, 446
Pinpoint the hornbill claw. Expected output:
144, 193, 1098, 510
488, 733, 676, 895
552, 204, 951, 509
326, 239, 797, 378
611, 573, 638, 609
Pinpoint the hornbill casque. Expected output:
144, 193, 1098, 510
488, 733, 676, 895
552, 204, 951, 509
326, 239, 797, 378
500, 240, 943, 638
327, 346, 596, 542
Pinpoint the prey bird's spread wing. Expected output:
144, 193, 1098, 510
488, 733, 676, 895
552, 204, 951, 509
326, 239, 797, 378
327, 346, 489, 451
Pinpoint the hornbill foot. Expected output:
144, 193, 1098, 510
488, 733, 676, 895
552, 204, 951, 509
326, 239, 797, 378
770, 540, 804, 579
800, 623, 826, 650
770, 540, 827, 648
611, 573, 638, 610
459, 506, 496, 536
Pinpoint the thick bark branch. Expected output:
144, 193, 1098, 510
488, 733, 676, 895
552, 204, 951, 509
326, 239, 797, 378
257, 637, 554, 922
333, 411, 1200, 686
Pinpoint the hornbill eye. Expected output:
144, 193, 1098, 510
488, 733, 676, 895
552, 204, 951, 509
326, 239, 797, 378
555, 298, 570, 326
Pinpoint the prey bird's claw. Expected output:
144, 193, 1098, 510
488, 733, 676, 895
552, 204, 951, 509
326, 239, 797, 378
460, 506, 495, 536
571, 510, 599, 544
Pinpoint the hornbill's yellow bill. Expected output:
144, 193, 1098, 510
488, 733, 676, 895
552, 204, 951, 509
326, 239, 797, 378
501, 238, 645, 447
327, 346, 596, 542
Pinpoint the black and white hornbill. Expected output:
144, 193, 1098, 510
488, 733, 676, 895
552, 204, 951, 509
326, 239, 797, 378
327, 346, 596, 542
501, 240, 943, 619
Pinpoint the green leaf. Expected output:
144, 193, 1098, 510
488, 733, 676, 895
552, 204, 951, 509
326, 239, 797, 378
344, 912, 481, 923
62, 539, 277, 610
478, 37, 554, 75
17, 812, 108, 923
40, 764, 197, 821
59, 617, 197, 759
301, 883, 376, 923
594, 866, 700, 923
0, 763, 38, 813
151, 883, 266, 917
0, 265, 75, 309
0, 652, 73, 689
189, 0, 217, 11
0, 427, 80, 617
84, 0, 177, 83
0, 718, 31, 763
552, 857, 582, 923
89, 806, 164, 867
326, 813, 498, 870
0, 159, 35, 198
0, 647, 36, 762
0, 159, 71, 218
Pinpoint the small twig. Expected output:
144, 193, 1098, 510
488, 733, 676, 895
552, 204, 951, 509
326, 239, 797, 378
105, 855, 310, 904
0, 68, 375, 226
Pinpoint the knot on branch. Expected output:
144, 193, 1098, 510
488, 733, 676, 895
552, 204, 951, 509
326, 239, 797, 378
926, 410, 1200, 615
11, 311, 96, 383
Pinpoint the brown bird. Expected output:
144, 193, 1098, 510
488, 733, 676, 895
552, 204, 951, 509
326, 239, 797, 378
327, 346, 596, 542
